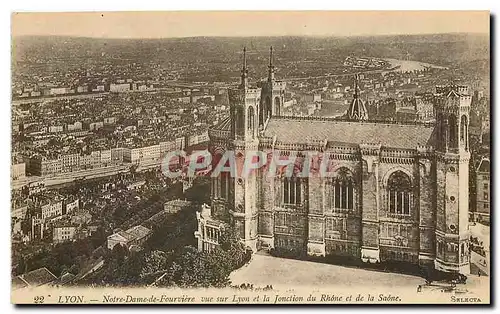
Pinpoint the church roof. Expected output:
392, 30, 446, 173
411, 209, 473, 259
262, 116, 435, 149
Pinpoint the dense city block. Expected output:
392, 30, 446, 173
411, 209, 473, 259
11, 33, 489, 291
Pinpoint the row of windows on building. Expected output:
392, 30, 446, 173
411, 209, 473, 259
275, 212, 306, 228
204, 226, 220, 242
275, 237, 303, 250
212, 170, 414, 215
324, 221, 415, 244
380, 249, 418, 263
275, 216, 417, 245
282, 177, 356, 209
276, 239, 360, 255
286, 172, 414, 216
272, 237, 467, 264
380, 224, 413, 240
202, 242, 218, 253
326, 242, 359, 256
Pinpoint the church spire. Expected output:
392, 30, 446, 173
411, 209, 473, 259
268, 46, 275, 82
347, 74, 368, 121
240, 47, 248, 88
353, 74, 360, 99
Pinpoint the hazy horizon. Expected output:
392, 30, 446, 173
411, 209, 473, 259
12, 11, 489, 39
11, 31, 490, 40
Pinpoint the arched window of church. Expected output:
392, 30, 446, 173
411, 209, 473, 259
236, 107, 244, 135
274, 97, 281, 116
460, 115, 468, 148
332, 167, 355, 211
247, 106, 255, 132
449, 115, 457, 149
220, 172, 229, 199
437, 113, 445, 149
387, 171, 412, 216
283, 177, 302, 205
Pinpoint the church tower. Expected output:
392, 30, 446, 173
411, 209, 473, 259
229, 47, 259, 140
259, 47, 286, 127
434, 84, 471, 274
267, 46, 275, 82
347, 74, 369, 121
227, 47, 261, 251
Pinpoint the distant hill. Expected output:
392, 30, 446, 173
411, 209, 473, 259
12, 33, 489, 86
12, 33, 489, 65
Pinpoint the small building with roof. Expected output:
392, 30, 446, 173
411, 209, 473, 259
12, 267, 57, 290
107, 225, 151, 250
164, 199, 192, 214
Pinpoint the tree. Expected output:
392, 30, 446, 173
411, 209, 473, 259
92, 246, 145, 286
184, 176, 211, 205
202, 248, 232, 287
110, 243, 128, 264
218, 226, 251, 269
169, 246, 206, 287
15, 256, 27, 275
218, 225, 239, 251
140, 250, 171, 278
118, 252, 145, 286
130, 164, 138, 175
90, 227, 107, 249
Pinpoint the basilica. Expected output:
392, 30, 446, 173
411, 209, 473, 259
195, 47, 471, 274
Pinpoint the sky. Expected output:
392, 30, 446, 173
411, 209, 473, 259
12, 11, 489, 38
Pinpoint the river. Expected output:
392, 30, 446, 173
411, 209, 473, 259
383, 58, 448, 72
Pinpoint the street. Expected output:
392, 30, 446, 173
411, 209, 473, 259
11, 165, 129, 190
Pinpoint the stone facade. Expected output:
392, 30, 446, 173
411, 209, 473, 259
474, 158, 490, 224
201, 48, 471, 274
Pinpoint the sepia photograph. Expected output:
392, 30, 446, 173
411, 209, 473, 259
9, 10, 490, 304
